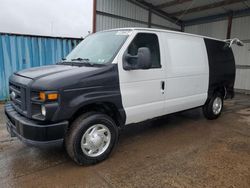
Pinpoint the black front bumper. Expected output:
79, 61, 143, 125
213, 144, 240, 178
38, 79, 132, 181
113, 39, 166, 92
5, 103, 69, 145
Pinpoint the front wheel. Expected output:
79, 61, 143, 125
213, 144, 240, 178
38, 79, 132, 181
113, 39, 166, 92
65, 112, 118, 165
203, 93, 224, 120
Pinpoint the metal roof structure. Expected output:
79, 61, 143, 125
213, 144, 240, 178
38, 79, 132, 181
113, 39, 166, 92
134, 0, 250, 26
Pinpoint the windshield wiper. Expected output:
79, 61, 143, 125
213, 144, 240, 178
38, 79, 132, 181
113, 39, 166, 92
56, 57, 88, 64
71, 57, 102, 67
70, 57, 98, 67
71, 57, 90, 62
57, 57, 105, 67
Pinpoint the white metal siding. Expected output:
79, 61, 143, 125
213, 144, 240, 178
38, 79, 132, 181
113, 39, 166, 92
235, 69, 250, 91
96, 0, 180, 32
96, 14, 147, 31
185, 20, 228, 39
185, 16, 250, 92
151, 13, 181, 30
232, 43, 250, 66
231, 16, 250, 40
97, 0, 148, 22
231, 16, 250, 91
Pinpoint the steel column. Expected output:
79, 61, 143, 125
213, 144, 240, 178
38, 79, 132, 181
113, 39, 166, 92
92, 0, 97, 33
226, 13, 233, 39
148, 9, 152, 28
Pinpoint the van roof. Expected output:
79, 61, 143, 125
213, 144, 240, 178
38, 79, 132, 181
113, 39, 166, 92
102, 27, 225, 42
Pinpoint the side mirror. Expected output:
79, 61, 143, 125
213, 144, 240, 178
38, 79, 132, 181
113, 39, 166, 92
123, 47, 151, 70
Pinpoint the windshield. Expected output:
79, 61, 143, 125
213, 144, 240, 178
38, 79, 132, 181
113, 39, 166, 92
65, 30, 130, 65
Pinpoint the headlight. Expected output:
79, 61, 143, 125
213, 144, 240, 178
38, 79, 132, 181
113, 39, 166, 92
41, 105, 46, 116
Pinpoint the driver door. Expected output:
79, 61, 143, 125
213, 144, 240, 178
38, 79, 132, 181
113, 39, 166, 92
117, 31, 166, 125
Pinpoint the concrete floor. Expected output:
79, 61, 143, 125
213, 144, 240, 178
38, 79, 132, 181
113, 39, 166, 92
0, 94, 250, 188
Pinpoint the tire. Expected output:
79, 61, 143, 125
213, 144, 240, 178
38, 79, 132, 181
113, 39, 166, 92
203, 93, 224, 120
65, 112, 118, 165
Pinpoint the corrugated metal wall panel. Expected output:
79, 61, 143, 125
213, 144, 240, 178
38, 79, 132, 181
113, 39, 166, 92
0, 33, 81, 100
96, 14, 147, 32
96, 0, 180, 31
231, 16, 250, 91
231, 16, 250, 40
185, 16, 250, 92
235, 69, 250, 91
151, 13, 181, 30
97, 0, 148, 22
185, 20, 228, 39
151, 25, 168, 30
232, 43, 250, 66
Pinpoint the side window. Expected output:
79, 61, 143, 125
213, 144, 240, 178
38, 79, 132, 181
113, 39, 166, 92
127, 33, 161, 69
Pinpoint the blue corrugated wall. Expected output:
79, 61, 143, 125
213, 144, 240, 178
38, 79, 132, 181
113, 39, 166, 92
0, 33, 82, 100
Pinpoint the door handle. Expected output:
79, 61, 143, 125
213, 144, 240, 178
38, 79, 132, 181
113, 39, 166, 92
161, 81, 165, 94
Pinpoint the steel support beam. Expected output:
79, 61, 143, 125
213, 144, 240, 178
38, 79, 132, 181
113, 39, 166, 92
172, 0, 247, 16
138, 0, 182, 25
96, 11, 181, 31
127, 0, 182, 26
92, 0, 97, 33
184, 8, 250, 26
148, 9, 152, 28
226, 13, 233, 39
156, 0, 192, 9
236, 65, 250, 69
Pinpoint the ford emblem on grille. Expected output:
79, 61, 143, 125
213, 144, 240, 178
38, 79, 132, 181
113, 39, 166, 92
10, 91, 16, 100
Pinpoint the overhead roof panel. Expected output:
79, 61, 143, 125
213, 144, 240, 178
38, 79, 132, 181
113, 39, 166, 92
222, 2, 248, 11
180, 7, 226, 20
178, 1, 249, 21
162, 0, 218, 14
136, 0, 250, 22
143, 0, 174, 6
245, 1, 250, 7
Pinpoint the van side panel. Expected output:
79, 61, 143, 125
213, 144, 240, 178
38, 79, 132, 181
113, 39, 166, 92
162, 33, 209, 115
204, 38, 236, 99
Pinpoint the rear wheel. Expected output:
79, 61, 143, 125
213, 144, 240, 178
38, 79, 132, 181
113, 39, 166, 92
203, 93, 223, 120
65, 112, 118, 165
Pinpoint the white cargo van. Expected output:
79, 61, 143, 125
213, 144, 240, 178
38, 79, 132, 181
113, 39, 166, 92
5, 28, 242, 165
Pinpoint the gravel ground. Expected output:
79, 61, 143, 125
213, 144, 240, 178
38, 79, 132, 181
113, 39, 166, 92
0, 94, 250, 188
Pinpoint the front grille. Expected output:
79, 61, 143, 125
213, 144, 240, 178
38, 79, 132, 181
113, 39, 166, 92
9, 82, 27, 114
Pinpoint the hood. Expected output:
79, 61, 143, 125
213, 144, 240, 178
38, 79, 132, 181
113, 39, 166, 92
15, 65, 78, 79
14, 64, 112, 91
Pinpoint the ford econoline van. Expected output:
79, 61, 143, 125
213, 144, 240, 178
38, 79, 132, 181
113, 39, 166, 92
5, 28, 242, 165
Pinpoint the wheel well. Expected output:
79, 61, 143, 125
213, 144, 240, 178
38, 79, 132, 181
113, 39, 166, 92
69, 102, 123, 127
214, 86, 226, 98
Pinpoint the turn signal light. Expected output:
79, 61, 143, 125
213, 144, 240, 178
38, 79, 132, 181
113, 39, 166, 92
39, 92, 58, 101
47, 93, 58, 100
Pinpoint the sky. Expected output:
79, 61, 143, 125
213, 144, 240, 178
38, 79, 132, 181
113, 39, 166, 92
0, 0, 93, 38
